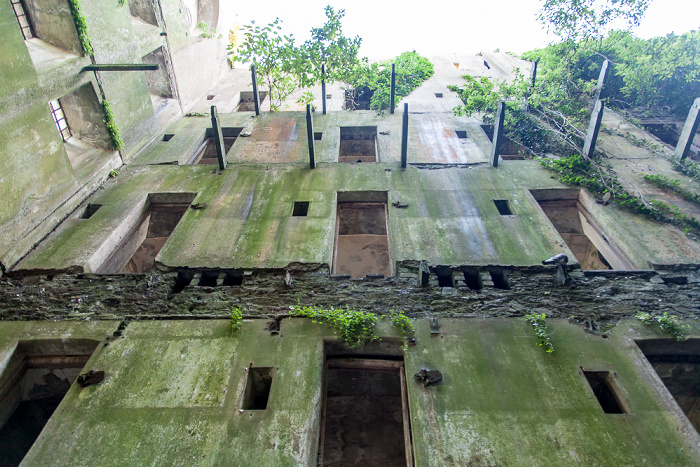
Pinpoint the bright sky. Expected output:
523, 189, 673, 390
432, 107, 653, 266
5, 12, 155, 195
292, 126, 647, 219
231, 0, 700, 59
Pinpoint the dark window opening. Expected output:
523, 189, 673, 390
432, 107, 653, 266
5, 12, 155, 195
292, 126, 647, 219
162, 134, 174, 142
237, 91, 267, 111
462, 268, 483, 290
241, 367, 273, 410
49, 99, 71, 142
11, 0, 34, 40
582, 370, 626, 414
222, 272, 243, 286
206, 94, 215, 100
636, 339, 700, 433
293, 201, 309, 217
489, 269, 510, 290
172, 270, 195, 293
480, 124, 522, 155
81, 203, 102, 219
493, 199, 512, 216
339, 127, 377, 163
326, 94, 332, 99
320, 356, 412, 466
198, 271, 219, 287
455, 130, 467, 139
314, 132, 323, 141
190, 127, 242, 165
334, 192, 392, 278
434, 93, 443, 98
436, 269, 454, 287
641, 122, 679, 147
0, 339, 99, 466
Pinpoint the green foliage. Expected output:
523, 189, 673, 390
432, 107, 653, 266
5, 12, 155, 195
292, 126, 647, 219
232, 7, 361, 111
67, 0, 93, 56
388, 310, 414, 339
293, 305, 378, 347
672, 157, 700, 181
525, 313, 554, 353
538, 0, 651, 42
642, 174, 700, 205
108, 169, 119, 178
198, 22, 222, 39
636, 311, 690, 341
101, 100, 124, 151
346, 51, 434, 111
230, 306, 243, 334
295, 90, 316, 110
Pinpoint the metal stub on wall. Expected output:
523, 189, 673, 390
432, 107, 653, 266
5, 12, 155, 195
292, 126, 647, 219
429, 318, 440, 335
77, 370, 105, 388
414, 368, 443, 387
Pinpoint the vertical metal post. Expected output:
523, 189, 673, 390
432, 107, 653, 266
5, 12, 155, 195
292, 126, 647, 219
390, 63, 396, 114
210, 105, 227, 171
251, 64, 261, 116
530, 60, 538, 88
674, 97, 700, 160
322, 64, 326, 115
583, 100, 605, 159
490, 101, 505, 167
401, 103, 408, 169
593, 60, 609, 102
306, 104, 315, 169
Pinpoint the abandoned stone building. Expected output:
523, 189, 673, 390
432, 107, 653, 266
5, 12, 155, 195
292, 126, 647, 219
1, 0, 700, 465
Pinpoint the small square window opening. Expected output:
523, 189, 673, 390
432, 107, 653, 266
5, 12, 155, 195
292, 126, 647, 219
207, 95, 215, 100
293, 201, 309, 217
493, 199, 512, 216
162, 134, 174, 142
81, 204, 102, 219
455, 130, 468, 139
314, 132, 323, 141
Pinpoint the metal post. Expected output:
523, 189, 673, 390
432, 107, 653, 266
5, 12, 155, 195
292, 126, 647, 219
490, 101, 505, 167
306, 104, 315, 169
322, 64, 326, 115
210, 105, 227, 171
401, 103, 408, 169
593, 60, 609, 102
530, 60, 538, 88
251, 64, 261, 116
583, 100, 605, 159
674, 97, 700, 160
390, 63, 396, 114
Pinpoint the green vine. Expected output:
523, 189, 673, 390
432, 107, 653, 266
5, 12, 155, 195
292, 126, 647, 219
642, 173, 700, 205
671, 158, 700, 182
293, 305, 379, 347
525, 313, 554, 353
101, 100, 124, 151
230, 306, 243, 334
636, 311, 690, 341
67, 0, 93, 56
388, 310, 415, 349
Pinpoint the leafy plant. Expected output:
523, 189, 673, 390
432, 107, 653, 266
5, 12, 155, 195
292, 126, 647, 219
295, 90, 316, 110
67, 0, 93, 56
231, 306, 243, 334
642, 174, 700, 205
636, 311, 690, 341
293, 305, 378, 347
101, 100, 124, 151
525, 313, 554, 353
198, 22, 222, 39
108, 169, 119, 178
389, 310, 415, 339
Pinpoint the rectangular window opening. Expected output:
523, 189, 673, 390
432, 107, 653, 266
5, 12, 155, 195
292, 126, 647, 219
339, 126, 377, 163
314, 132, 323, 141
0, 339, 100, 466
162, 134, 174, 142
11, 0, 34, 40
241, 367, 273, 410
206, 94, 215, 100
436, 269, 454, 287
197, 271, 220, 287
493, 199, 512, 216
49, 99, 71, 142
489, 269, 510, 290
222, 272, 244, 286
237, 91, 267, 111
636, 339, 700, 433
461, 267, 483, 290
333, 192, 392, 278
434, 92, 443, 98
582, 370, 626, 414
455, 130, 467, 139
293, 201, 309, 217
189, 128, 242, 165
319, 353, 413, 466
531, 189, 633, 270
326, 94, 332, 99
80, 203, 102, 219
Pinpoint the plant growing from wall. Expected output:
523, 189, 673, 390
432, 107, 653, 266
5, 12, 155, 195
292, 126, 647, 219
67, 0, 93, 56
198, 22, 222, 39
642, 174, 700, 206
101, 100, 124, 151
525, 313, 554, 353
231, 306, 243, 334
635, 311, 690, 341
388, 310, 414, 339
293, 305, 378, 347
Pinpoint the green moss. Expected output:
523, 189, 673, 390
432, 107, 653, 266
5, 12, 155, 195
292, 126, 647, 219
67, 0, 93, 56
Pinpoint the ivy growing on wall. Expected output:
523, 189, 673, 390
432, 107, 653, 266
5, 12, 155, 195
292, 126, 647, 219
67, 0, 93, 56
101, 100, 124, 151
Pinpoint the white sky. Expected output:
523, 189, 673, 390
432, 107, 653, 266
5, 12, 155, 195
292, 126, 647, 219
231, 0, 700, 59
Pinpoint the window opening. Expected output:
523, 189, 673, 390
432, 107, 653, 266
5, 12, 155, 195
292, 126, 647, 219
582, 370, 626, 414
237, 91, 267, 111
292, 201, 309, 217
489, 269, 510, 289
142, 46, 173, 110
241, 367, 273, 410
49, 99, 71, 142
222, 271, 243, 286
339, 127, 377, 163
198, 271, 219, 287
434, 93, 443, 98
11, 0, 34, 39
314, 132, 323, 141
80, 203, 102, 219
162, 134, 174, 142
319, 355, 413, 466
493, 199, 512, 216
333, 192, 392, 278
531, 189, 632, 270
455, 130, 467, 139
0, 339, 99, 466
190, 127, 242, 165
480, 124, 522, 156
636, 339, 700, 433
326, 94, 332, 99
461, 268, 483, 290
436, 269, 454, 287
206, 94, 215, 100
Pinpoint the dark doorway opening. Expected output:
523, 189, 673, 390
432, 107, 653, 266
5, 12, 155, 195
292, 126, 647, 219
339, 127, 377, 162
319, 355, 413, 466
0, 339, 99, 466
636, 339, 700, 433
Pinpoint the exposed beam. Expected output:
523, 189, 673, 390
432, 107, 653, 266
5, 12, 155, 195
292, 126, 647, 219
82, 64, 159, 72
